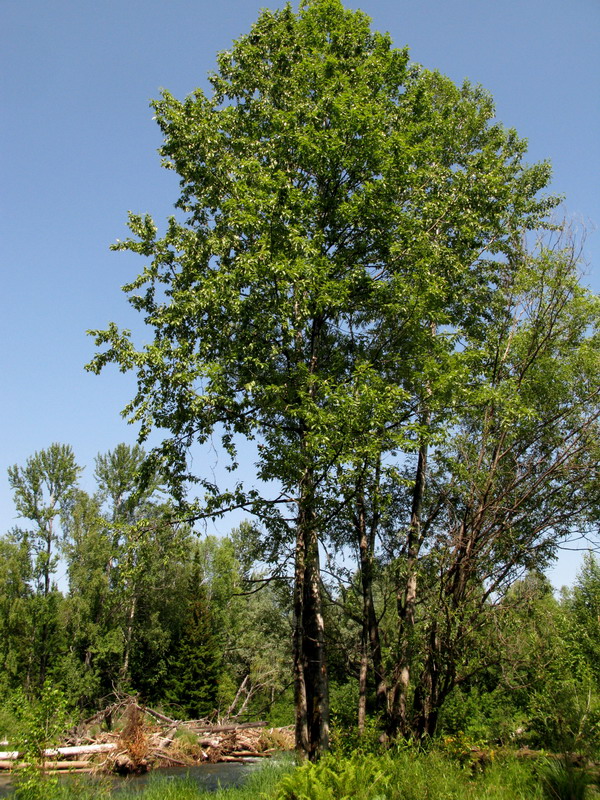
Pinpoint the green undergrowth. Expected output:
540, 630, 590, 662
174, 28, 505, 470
275, 750, 545, 800
6, 750, 598, 800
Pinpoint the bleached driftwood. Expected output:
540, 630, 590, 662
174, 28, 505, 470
0, 760, 98, 771
0, 696, 294, 775
0, 743, 117, 761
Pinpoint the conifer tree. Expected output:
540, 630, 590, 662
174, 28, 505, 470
164, 554, 221, 719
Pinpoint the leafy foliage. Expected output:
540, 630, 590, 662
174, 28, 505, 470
10, 682, 71, 800
1, 0, 598, 766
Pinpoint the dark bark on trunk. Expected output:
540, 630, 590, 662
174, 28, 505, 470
412, 619, 456, 740
412, 619, 439, 738
44, 530, 52, 597
304, 525, 329, 759
389, 434, 428, 738
357, 622, 368, 733
292, 312, 329, 760
355, 469, 388, 719
293, 522, 309, 755
293, 468, 329, 760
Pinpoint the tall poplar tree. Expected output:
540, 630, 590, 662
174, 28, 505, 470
88, 0, 555, 757
7, 444, 81, 687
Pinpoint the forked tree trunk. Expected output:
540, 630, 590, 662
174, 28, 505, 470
412, 619, 450, 739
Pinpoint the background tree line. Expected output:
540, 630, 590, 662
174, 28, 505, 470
1, 444, 600, 761
0, 443, 292, 725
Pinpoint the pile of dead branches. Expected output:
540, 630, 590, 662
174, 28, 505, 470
0, 698, 293, 775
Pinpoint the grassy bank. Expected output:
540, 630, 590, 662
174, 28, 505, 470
5, 749, 597, 800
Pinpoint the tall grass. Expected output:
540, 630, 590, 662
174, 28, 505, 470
275, 749, 547, 800
539, 758, 594, 800
7, 750, 594, 799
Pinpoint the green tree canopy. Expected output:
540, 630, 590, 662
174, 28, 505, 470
88, 0, 559, 757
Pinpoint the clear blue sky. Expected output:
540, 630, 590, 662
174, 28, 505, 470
1, 0, 598, 589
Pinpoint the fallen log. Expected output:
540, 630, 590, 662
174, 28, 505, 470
192, 722, 267, 733
155, 736, 174, 750
50, 768, 96, 773
217, 755, 254, 763
197, 739, 221, 748
0, 743, 117, 760
0, 761, 95, 771
141, 707, 177, 725
46, 744, 117, 758
153, 751, 190, 767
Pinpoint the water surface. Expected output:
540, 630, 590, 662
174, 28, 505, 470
0, 759, 261, 797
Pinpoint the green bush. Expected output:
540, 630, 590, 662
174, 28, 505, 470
439, 685, 527, 746
7, 682, 72, 800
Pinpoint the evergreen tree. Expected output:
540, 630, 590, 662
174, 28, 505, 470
164, 553, 221, 719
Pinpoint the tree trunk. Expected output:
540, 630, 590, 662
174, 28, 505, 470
304, 525, 329, 759
412, 619, 449, 739
390, 435, 428, 738
120, 594, 137, 685
293, 519, 310, 756
357, 623, 368, 733
293, 469, 329, 760
356, 470, 388, 720
0, 744, 117, 760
